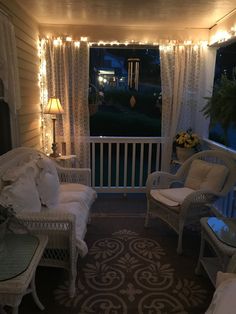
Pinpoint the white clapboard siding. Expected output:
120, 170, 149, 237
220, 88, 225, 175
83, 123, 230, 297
19, 113, 39, 125
0, 0, 41, 149
19, 102, 41, 115
20, 119, 40, 134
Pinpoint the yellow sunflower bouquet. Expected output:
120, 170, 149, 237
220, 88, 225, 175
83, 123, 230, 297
174, 128, 200, 149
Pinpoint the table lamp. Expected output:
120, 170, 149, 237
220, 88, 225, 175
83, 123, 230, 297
44, 97, 64, 157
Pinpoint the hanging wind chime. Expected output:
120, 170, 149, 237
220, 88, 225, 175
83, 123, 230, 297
127, 58, 140, 91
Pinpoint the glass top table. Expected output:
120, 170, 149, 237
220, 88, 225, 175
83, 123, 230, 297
207, 217, 236, 248
0, 234, 39, 281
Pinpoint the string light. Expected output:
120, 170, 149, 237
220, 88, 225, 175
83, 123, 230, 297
80, 37, 88, 42
74, 41, 80, 47
53, 38, 62, 46
40, 35, 209, 48
209, 28, 236, 46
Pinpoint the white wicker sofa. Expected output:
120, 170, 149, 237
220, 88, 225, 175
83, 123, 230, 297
0, 147, 97, 297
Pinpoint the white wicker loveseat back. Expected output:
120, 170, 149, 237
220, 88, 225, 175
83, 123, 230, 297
0, 147, 97, 297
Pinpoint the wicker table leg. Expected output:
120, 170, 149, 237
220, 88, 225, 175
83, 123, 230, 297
195, 229, 205, 275
30, 272, 44, 310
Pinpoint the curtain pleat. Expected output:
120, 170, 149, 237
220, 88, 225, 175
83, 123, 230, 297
42, 40, 90, 168
160, 45, 216, 171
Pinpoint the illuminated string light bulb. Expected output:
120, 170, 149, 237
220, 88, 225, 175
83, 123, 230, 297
74, 41, 80, 47
53, 38, 62, 46
80, 37, 88, 42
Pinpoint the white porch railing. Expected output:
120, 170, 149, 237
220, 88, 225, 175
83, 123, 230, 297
90, 136, 164, 193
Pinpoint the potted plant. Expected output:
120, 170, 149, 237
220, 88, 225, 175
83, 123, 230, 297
173, 128, 200, 162
202, 74, 236, 145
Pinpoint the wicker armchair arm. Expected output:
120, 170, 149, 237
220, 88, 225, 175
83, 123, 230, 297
17, 210, 75, 222
16, 210, 76, 235
55, 164, 91, 186
180, 189, 219, 217
146, 171, 181, 194
16, 211, 89, 259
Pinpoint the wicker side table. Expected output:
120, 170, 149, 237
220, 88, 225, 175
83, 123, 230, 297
55, 155, 77, 168
0, 234, 48, 314
195, 217, 236, 286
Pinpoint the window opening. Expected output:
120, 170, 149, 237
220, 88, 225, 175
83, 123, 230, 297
89, 47, 161, 137
209, 42, 236, 149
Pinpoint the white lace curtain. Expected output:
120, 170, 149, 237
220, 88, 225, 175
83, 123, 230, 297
41, 39, 90, 168
0, 11, 21, 147
160, 44, 216, 171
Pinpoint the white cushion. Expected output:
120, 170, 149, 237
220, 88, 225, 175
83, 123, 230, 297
150, 187, 194, 207
216, 271, 236, 288
59, 183, 97, 209
150, 190, 179, 207
48, 201, 90, 256
37, 157, 60, 208
0, 171, 41, 213
206, 272, 236, 314
185, 159, 228, 192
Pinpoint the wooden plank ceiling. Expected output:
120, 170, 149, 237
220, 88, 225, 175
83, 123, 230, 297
15, 0, 236, 30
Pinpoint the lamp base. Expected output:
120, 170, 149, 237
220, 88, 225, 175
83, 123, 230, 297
50, 142, 60, 158
49, 152, 60, 158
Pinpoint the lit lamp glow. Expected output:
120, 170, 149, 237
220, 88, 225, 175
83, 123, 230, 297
44, 97, 64, 157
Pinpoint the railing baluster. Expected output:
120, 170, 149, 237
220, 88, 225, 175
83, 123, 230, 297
124, 142, 128, 187
139, 143, 144, 187
108, 142, 111, 187
100, 142, 103, 188
116, 142, 120, 187
147, 143, 152, 175
156, 143, 160, 171
131, 142, 136, 187
92, 142, 95, 187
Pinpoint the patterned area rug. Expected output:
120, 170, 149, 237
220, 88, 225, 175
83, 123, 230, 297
20, 216, 214, 314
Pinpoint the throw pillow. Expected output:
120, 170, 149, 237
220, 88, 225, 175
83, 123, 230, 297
0, 169, 41, 212
2, 159, 39, 182
36, 157, 60, 208
37, 157, 58, 177
37, 171, 60, 208
205, 271, 236, 314
185, 159, 228, 192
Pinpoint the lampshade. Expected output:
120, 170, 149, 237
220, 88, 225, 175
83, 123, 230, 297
44, 97, 64, 115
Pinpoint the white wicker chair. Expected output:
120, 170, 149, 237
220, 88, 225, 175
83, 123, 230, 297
145, 150, 236, 254
0, 147, 96, 297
